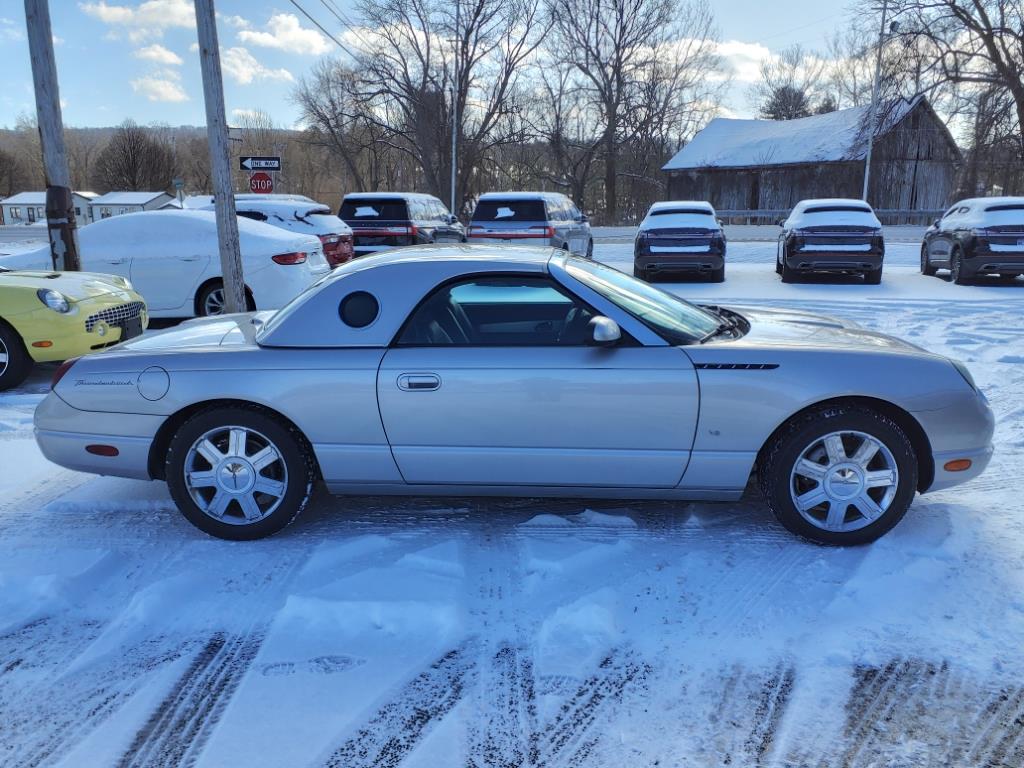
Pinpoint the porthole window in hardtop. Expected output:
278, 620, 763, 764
340, 291, 380, 328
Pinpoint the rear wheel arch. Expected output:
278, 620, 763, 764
148, 399, 321, 482
193, 277, 256, 316
755, 396, 934, 493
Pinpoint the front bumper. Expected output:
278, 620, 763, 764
34, 392, 160, 479
914, 389, 995, 493
23, 297, 148, 364
785, 251, 883, 273
635, 252, 724, 275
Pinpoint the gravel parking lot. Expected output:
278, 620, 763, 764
0, 236, 1022, 767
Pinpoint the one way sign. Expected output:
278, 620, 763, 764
239, 156, 281, 171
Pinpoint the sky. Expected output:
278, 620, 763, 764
0, 0, 857, 129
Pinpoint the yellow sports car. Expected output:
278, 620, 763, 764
0, 266, 148, 390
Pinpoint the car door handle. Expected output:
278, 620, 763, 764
397, 373, 441, 391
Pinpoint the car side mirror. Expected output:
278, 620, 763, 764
717, 218, 725, 227
777, 219, 785, 227
448, 214, 458, 224
932, 219, 940, 228
579, 213, 589, 223
587, 316, 621, 347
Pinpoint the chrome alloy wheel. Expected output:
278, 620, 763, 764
203, 287, 226, 316
183, 426, 288, 525
0, 335, 7, 377
789, 430, 899, 533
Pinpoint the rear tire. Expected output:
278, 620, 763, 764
0, 320, 32, 391
709, 265, 725, 283
758, 404, 918, 545
951, 249, 971, 285
586, 239, 594, 259
196, 280, 255, 317
920, 246, 937, 276
780, 256, 797, 283
166, 406, 317, 540
633, 264, 648, 281
864, 268, 882, 285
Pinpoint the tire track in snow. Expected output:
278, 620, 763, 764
116, 631, 265, 768
534, 649, 650, 767
114, 546, 313, 768
467, 645, 539, 768
320, 642, 477, 768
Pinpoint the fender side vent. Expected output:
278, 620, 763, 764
694, 363, 779, 370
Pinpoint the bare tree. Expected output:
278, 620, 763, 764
92, 120, 176, 192
750, 44, 828, 119
547, 0, 720, 221
888, 0, 1024, 158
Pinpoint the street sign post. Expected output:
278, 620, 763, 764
249, 171, 273, 194
239, 156, 281, 172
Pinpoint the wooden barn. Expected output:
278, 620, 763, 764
662, 96, 962, 214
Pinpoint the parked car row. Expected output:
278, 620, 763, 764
632, 195, 1024, 286
337, 190, 595, 259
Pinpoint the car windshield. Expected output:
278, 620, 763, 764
339, 199, 408, 220
565, 257, 720, 344
473, 200, 547, 222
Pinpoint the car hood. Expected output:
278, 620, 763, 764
0, 269, 135, 300
724, 305, 928, 355
117, 311, 273, 352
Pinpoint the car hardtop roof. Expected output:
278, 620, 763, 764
477, 191, 572, 202
647, 200, 715, 213
324, 243, 556, 278
342, 191, 442, 201
793, 198, 875, 211
952, 196, 1024, 209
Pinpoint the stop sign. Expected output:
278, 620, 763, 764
249, 172, 273, 194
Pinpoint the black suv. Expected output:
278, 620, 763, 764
339, 193, 466, 257
921, 197, 1024, 284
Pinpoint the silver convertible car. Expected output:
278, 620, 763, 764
35, 246, 993, 545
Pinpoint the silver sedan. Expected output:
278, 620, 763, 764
35, 245, 994, 545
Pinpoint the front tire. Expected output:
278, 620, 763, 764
0, 320, 32, 391
758, 404, 918, 545
166, 406, 316, 540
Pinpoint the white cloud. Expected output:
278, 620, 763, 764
716, 40, 773, 84
1, 17, 24, 42
189, 41, 198, 52
221, 47, 294, 85
131, 70, 188, 102
133, 43, 183, 65
238, 13, 330, 55
219, 14, 251, 30
80, 0, 195, 42
52, 34, 64, 46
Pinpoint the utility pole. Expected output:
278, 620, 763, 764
24, 0, 80, 271
450, 0, 460, 217
862, 0, 889, 202
194, 0, 246, 314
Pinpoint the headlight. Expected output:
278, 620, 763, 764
37, 289, 70, 313
950, 359, 977, 391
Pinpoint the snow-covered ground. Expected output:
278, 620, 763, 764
1, 240, 1023, 767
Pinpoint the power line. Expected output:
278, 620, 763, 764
288, 0, 355, 59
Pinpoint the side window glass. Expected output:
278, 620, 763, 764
398, 276, 595, 346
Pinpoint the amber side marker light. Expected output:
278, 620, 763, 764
944, 459, 972, 472
32, 341, 53, 348
86, 445, 119, 457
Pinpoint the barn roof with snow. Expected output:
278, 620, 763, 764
663, 97, 954, 172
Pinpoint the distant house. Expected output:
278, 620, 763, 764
89, 191, 175, 221
0, 191, 99, 225
662, 96, 962, 213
